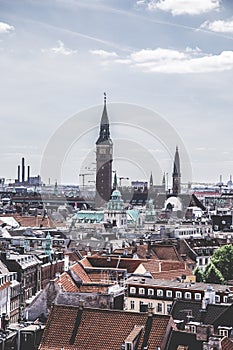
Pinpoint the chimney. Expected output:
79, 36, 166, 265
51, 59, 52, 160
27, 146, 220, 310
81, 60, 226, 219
17, 165, 20, 182
22, 157, 25, 183
146, 240, 152, 259
27, 165, 30, 182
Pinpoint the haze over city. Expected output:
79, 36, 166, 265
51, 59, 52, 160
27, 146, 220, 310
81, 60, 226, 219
1, 0, 233, 185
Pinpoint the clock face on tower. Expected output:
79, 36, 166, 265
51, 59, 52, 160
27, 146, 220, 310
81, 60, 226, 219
99, 148, 106, 154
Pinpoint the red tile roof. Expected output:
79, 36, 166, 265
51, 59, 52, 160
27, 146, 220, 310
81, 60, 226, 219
77, 285, 109, 293
151, 268, 193, 280
79, 257, 93, 268
136, 244, 158, 259
39, 305, 175, 350
152, 245, 182, 261
0, 281, 11, 291
85, 256, 145, 273
222, 337, 233, 350
70, 262, 92, 283
54, 272, 79, 292
13, 214, 56, 228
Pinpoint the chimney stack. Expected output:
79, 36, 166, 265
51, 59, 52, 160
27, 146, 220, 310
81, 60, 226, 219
22, 157, 25, 183
17, 165, 20, 182
27, 165, 30, 182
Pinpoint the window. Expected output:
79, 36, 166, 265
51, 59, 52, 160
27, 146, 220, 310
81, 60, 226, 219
223, 296, 228, 303
148, 288, 154, 296
195, 293, 201, 301
219, 329, 228, 337
130, 300, 135, 310
166, 290, 172, 298
175, 291, 182, 299
157, 303, 162, 312
139, 288, 145, 295
167, 304, 172, 314
215, 295, 220, 303
148, 302, 153, 308
189, 325, 196, 333
126, 343, 132, 350
130, 287, 136, 294
157, 289, 163, 297
185, 292, 191, 300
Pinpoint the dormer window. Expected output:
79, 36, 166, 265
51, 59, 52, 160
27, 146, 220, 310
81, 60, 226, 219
195, 293, 201, 300
166, 290, 172, 298
175, 291, 182, 299
139, 288, 145, 295
130, 287, 136, 294
157, 289, 163, 297
218, 327, 231, 337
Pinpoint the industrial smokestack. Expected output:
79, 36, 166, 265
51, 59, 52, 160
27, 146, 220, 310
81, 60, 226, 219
27, 165, 30, 182
22, 157, 25, 183
17, 165, 20, 182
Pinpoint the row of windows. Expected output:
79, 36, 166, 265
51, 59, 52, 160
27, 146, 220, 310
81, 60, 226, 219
185, 325, 231, 338
130, 287, 202, 301
10, 299, 19, 312
129, 286, 228, 303
130, 300, 172, 314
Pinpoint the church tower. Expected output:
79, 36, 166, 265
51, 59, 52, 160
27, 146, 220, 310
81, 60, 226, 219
95, 94, 113, 208
172, 146, 181, 196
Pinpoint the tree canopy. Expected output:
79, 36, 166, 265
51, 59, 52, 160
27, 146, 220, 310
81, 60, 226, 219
203, 262, 224, 284
210, 244, 233, 282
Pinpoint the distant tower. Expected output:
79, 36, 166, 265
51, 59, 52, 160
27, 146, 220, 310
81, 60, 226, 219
104, 189, 127, 228
45, 232, 53, 262
113, 171, 117, 191
22, 157, 25, 183
149, 172, 154, 188
95, 93, 113, 208
172, 146, 181, 196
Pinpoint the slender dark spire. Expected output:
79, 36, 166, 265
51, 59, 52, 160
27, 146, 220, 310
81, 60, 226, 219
172, 146, 181, 195
162, 172, 166, 186
113, 171, 117, 190
96, 93, 112, 145
173, 146, 180, 176
149, 172, 153, 188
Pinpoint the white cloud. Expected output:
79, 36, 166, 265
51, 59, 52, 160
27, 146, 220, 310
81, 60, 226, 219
44, 40, 77, 55
89, 49, 118, 58
130, 48, 187, 62
200, 18, 233, 33
0, 22, 15, 34
131, 48, 233, 74
110, 47, 233, 74
146, 0, 220, 15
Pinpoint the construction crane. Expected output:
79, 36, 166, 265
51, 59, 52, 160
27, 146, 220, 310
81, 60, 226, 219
79, 173, 93, 189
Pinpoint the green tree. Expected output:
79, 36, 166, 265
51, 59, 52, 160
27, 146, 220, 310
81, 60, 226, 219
194, 266, 204, 282
211, 244, 233, 281
204, 262, 224, 284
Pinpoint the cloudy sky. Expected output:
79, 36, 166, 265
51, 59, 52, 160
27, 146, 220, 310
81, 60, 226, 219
1, 0, 233, 187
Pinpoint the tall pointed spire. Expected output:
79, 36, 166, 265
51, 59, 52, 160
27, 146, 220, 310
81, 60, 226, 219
113, 171, 118, 190
173, 146, 180, 175
172, 146, 181, 195
162, 173, 165, 185
149, 172, 153, 188
96, 93, 112, 145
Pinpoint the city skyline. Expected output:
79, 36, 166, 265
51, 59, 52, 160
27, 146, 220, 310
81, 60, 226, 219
1, 0, 233, 185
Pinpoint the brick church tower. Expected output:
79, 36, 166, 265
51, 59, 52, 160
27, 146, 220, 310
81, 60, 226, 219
95, 94, 113, 208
